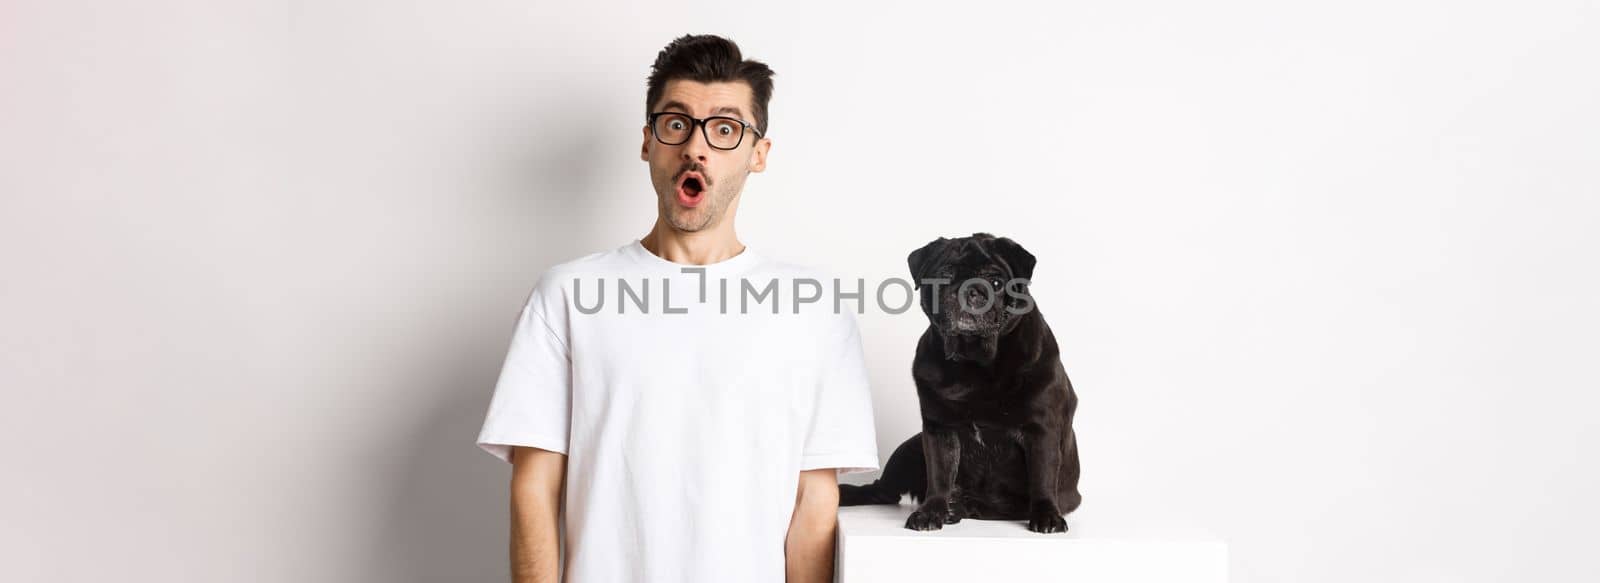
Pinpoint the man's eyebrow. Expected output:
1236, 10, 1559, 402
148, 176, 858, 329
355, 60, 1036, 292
656, 100, 749, 120
710, 105, 748, 118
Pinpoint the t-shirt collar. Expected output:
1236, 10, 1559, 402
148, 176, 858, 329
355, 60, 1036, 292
626, 238, 761, 274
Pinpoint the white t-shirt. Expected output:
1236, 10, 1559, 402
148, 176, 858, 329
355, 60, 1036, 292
476, 238, 881, 583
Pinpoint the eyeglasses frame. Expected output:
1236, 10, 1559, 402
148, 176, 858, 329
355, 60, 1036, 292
646, 111, 764, 151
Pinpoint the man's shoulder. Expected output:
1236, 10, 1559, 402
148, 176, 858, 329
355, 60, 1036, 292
743, 255, 868, 330
744, 253, 836, 282
546, 242, 635, 276
517, 242, 636, 309
530, 241, 650, 285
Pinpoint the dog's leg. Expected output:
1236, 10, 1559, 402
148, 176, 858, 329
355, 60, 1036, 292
1023, 425, 1069, 533
905, 427, 960, 531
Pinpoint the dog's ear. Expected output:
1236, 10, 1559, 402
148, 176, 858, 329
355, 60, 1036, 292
907, 237, 953, 289
988, 236, 1036, 281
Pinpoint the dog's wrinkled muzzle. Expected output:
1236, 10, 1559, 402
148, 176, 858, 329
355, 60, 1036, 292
942, 332, 1000, 364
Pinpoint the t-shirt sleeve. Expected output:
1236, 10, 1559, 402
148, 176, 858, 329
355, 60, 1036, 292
475, 283, 572, 464
799, 312, 882, 476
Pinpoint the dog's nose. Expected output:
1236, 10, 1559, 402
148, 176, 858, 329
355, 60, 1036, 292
966, 287, 992, 306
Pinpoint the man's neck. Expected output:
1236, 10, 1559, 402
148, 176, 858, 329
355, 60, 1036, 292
639, 224, 747, 266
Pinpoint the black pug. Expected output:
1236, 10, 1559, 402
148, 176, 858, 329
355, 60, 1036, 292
839, 233, 1081, 533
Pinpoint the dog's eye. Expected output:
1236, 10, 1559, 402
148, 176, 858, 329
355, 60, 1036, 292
991, 279, 1004, 290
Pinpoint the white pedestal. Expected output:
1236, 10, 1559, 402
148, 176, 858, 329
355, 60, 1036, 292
836, 502, 1228, 583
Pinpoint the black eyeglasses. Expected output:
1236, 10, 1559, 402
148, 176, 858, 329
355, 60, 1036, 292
647, 111, 763, 151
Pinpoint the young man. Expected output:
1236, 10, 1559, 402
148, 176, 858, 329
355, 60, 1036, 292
475, 34, 881, 583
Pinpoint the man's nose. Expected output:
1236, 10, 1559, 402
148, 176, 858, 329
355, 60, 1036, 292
680, 127, 711, 162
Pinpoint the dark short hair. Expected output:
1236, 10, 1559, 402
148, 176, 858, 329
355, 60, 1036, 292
645, 34, 775, 137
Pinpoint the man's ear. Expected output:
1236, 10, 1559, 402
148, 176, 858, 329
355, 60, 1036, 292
641, 124, 652, 161
749, 137, 771, 172
907, 237, 953, 289
987, 236, 1037, 281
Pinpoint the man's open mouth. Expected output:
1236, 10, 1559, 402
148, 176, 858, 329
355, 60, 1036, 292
676, 172, 707, 206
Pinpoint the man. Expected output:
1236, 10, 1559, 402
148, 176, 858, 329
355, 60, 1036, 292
475, 34, 881, 583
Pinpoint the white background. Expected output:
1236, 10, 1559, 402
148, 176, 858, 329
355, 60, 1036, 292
3, 1, 1597, 581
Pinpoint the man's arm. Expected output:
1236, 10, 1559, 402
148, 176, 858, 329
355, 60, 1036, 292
785, 468, 841, 583
510, 446, 566, 583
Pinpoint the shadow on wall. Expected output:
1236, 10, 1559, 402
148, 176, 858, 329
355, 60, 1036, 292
365, 101, 614, 582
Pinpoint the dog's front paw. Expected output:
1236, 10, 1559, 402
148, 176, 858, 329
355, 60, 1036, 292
1026, 507, 1068, 534
906, 509, 945, 531
905, 499, 951, 531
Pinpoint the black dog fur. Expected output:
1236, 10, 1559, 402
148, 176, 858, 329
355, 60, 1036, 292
839, 233, 1081, 533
